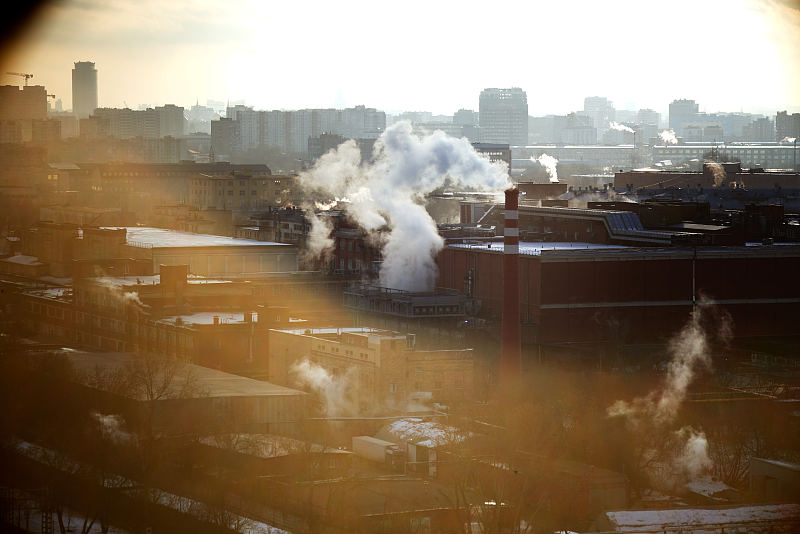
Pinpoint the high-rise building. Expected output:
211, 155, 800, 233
776, 111, 800, 141
72, 61, 98, 119
479, 88, 528, 146
156, 104, 186, 138
581, 96, 615, 133
742, 117, 774, 142
668, 99, 699, 135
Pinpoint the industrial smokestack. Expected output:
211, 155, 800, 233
500, 187, 522, 385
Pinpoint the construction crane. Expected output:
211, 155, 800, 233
6, 72, 33, 86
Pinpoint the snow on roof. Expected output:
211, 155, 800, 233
378, 417, 467, 448
685, 476, 734, 499
105, 226, 292, 248
449, 241, 628, 255
605, 504, 800, 531
91, 275, 161, 288
24, 287, 72, 300
157, 312, 255, 326
1, 254, 44, 265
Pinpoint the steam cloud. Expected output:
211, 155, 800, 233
608, 298, 732, 486
304, 210, 335, 260
92, 412, 132, 444
290, 359, 358, 416
299, 122, 509, 291
659, 129, 678, 145
535, 153, 559, 183
706, 161, 727, 188
94, 278, 146, 308
675, 427, 713, 480
609, 121, 635, 133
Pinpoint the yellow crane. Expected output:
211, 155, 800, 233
6, 72, 33, 86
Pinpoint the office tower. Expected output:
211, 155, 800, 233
582, 96, 616, 132
668, 99, 699, 136
72, 61, 98, 119
479, 88, 528, 146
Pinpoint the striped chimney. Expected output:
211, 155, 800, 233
500, 187, 521, 384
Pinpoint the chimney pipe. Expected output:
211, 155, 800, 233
500, 187, 522, 385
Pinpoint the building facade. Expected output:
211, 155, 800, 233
72, 61, 98, 119
479, 88, 528, 146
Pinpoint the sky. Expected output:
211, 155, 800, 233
1, 0, 799, 117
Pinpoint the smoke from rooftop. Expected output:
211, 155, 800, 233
659, 129, 678, 145
299, 121, 509, 291
290, 359, 358, 416
609, 121, 634, 133
534, 153, 559, 183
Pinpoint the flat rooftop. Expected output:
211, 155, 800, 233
450, 241, 629, 255
102, 227, 292, 248
63, 350, 305, 400
157, 312, 257, 326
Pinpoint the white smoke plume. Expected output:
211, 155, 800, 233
535, 153, 559, 183
706, 161, 727, 188
304, 210, 335, 260
609, 121, 635, 133
659, 129, 678, 145
608, 300, 717, 425
299, 122, 509, 291
290, 359, 358, 416
94, 278, 146, 308
674, 427, 712, 480
92, 412, 133, 445
608, 299, 732, 487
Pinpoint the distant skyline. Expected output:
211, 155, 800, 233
1, 0, 798, 117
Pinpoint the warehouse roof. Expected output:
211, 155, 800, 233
103, 226, 292, 248
63, 350, 305, 400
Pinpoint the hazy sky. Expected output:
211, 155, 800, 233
1, 0, 799, 116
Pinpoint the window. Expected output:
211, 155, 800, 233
389, 383, 397, 393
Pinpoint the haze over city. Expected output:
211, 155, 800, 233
1, 0, 799, 115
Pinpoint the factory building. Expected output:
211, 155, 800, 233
652, 142, 799, 170
436, 240, 800, 344
616, 162, 800, 190
268, 327, 474, 411
19, 223, 297, 277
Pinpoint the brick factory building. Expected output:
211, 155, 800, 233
436, 241, 800, 344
